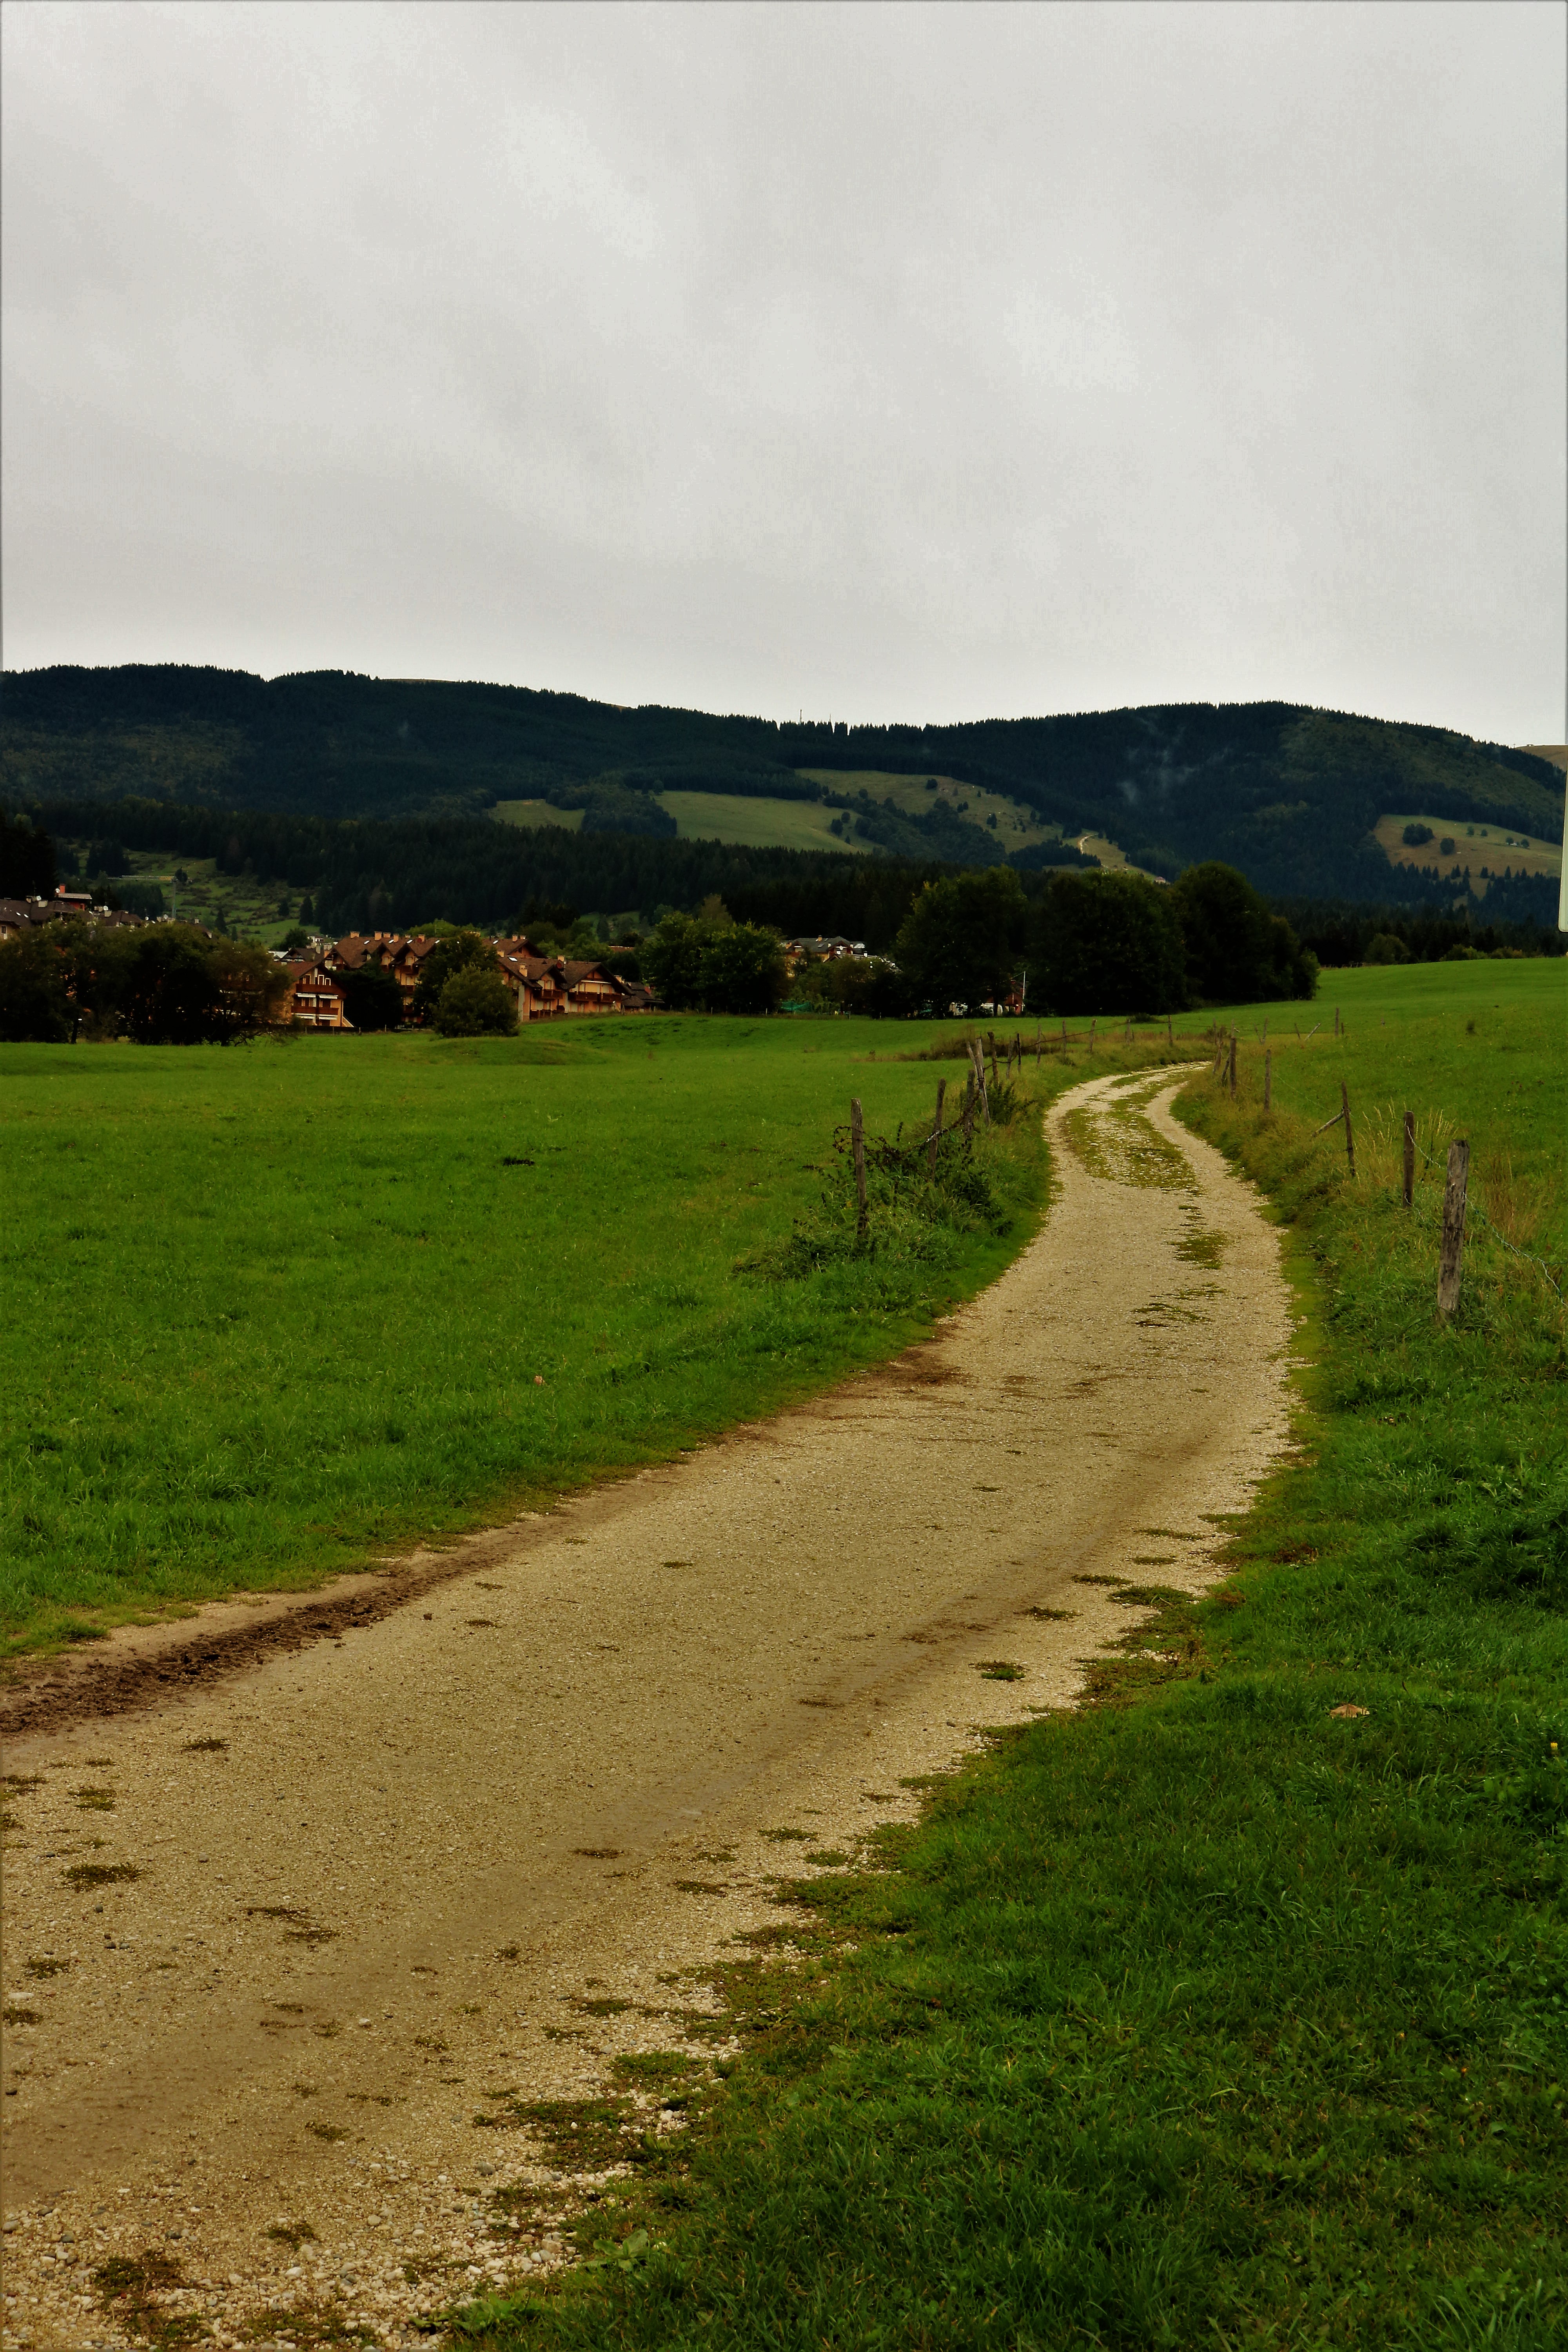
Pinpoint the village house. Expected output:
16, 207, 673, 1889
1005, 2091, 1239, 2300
317, 929, 654, 1023
283, 961, 352, 1030
785, 934, 866, 966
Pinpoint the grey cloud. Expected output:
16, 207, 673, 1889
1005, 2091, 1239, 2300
2, 0, 1563, 740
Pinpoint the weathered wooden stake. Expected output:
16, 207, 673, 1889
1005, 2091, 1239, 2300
1167, 1011, 1174, 1048
1437, 1140, 1470, 1315
975, 1040, 991, 1125
1341, 1079, 1355, 1176
927, 1077, 947, 1173
851, 1097, 869, 1246
1402, 1110, 1415, 1209
1263, 1049, 1272, 1110
1334, 1005, 1341, 1038
1090, 1018, 1097, 1053
1227, 1033, 1238, 1095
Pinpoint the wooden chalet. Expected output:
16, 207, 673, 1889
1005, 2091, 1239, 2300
285, 961, 352, 1030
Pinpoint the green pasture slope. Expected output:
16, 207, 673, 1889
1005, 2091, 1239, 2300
4, 1014, 1100, 1660
474, 957, 1568, 2352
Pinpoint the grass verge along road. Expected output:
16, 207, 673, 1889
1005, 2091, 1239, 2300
472, 958, 1567, 2351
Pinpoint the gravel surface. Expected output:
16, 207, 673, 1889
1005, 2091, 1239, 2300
1, 1072, 1294, 2351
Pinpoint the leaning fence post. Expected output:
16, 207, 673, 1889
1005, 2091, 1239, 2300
927, 1077, 947, 1173
1263, 1049, 1272, 1110
1437, 1140, 1470, 1316
851, 1097, 869, 1247
1402, 1111, 1415, 1209
1341, 1079, 1355, 1176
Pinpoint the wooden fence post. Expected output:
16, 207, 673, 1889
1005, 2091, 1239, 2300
1402, 1110, 1415, 1209
1227, 1032, 1237, 1096
1341, 1079, 1355, 1176
1437, 1140, 1470, 1316
1334, 1005, 1340, 1038
975, 1040, 991, 1125
851, 1097, 869, 1246
927, 1077, 947, 1173
1090, 1018, 1097, 1054
1167, 1011, 1174, 1049
1263, 1049, 1272, 1110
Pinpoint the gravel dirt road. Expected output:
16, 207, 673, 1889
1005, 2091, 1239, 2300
1, 1071, 1294, 2352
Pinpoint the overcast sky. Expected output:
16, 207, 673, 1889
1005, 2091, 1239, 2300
3, 0, 1564, 742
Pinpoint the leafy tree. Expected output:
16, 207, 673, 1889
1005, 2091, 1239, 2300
1034, 870, 1188, 1016
433, 964, 517, 1036
1401, 822, 1434, 846
120, 927, 223, 1043
280, 926, 312, 955
410, 928, 499, 1022
1169, 862, 1316, 1004
640, 911, 710, 1009
699, 921, 788, 1014
205, 940, 292, 1040
1363, 932, 1412, 965
0, 926, 72, 1041
338, 963, 404, 1031
893, 869, 1030, 1014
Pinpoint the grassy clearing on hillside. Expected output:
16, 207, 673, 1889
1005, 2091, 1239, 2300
797, 766, 1054, 846
468, 959, 1567, 2351
1372, 813, 1561, 895
3, 1016, 1207, 1659
653, 792, 867, 855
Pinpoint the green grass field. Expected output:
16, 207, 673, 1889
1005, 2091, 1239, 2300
4, 1014, 1139, 1659
468, 957, 1568, 2352
653, 791, 869, 854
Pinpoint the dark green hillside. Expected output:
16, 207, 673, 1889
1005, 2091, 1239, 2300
4, 666, 1559, 904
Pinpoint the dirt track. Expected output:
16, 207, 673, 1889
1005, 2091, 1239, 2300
0, 1072, 1294, 2351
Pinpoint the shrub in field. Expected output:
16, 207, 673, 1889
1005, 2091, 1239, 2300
1363, 930, 1411, 964
433, 964, 517, 1036
1402, 819, 1435, 845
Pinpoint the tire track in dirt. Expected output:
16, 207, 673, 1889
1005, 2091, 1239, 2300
0, 1072, 1294, 2352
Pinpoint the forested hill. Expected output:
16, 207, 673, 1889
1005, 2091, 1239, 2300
3, 663, 1562, 902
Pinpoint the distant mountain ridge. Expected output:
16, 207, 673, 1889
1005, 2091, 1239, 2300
3, 663, 1561, 904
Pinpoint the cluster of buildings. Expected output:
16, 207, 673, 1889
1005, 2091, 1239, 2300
0, 888, 148, 938
285, 931, 655, 1031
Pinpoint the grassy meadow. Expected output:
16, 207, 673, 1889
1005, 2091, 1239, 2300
3, 1011, 1208, 1660
468, 956, 1568, 2352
